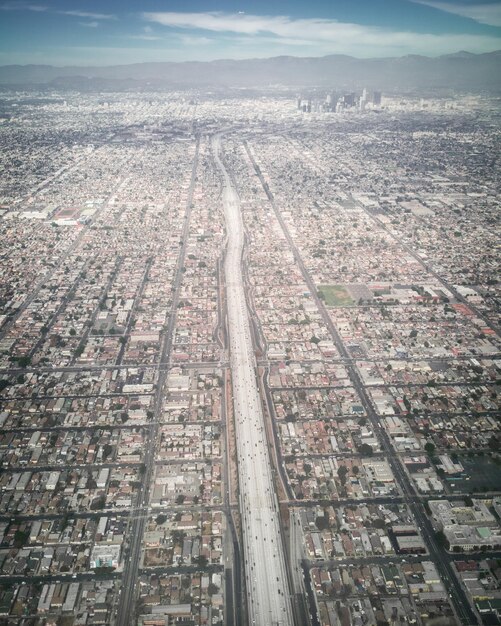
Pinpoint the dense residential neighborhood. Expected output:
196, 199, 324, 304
0, 89, 499, 625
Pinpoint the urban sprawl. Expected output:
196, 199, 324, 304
0, 89, 500, 626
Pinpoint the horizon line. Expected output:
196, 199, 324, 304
1, 48, 500, 69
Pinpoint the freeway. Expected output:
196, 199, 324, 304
244, 141, 478, 626
213, 133, 294, 626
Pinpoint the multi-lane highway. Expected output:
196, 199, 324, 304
244, 141, 478, 626
213, 133, 294, 626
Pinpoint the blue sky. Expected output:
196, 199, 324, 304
0, 0, 500, 65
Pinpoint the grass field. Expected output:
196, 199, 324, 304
319, 285, 354, 307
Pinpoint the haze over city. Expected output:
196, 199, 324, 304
1, 0, 501, 64
0, 1, 500, 626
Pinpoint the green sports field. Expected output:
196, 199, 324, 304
318, 285, 354, 307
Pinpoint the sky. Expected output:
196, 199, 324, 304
0, 0, 500, 66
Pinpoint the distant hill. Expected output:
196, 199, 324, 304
0, 50, 500, 92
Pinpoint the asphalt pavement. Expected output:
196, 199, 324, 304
213, 133, 294, 626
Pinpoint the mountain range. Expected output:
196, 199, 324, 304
0, 50, 500, 92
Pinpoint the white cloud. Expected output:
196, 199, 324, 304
0, 3, 115, 19
180, 35, 214, 45
0, 2, 47, 11
58, 10, 116, 21
410, 1, 501, 27
129, 34, 162, 41
79, 21, 99, 28
142, 11, 371, 40
141, 11, 501, 57
126, 32, 213, 45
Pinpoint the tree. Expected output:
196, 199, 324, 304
337, 466, 349, 486
175, 494, 186, 505
488, 436, 500, 452
17, 356, 31, 368
156, 514, 167, 525
358, 443, 373, 456
90, 495, 106, 510
208, 582, 219, 596
171, 530, 186, 545
435, 530, 448, 549
192, 554, 208, 567
315, 515, 329, 531
424, 442, 435, 455
13, 530, 29, 548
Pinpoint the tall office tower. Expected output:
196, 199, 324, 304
343, 93, 355, 107
373, 90, 382, 105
